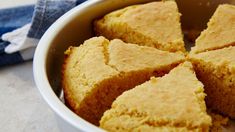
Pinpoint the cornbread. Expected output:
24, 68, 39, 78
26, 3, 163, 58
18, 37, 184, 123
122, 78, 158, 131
100, 62, 212, 132
94, 1, 185, 52
189, 46, 235, 118
62, 36, 185, 125
191, 4, 235, 53
208, 111, 229, 132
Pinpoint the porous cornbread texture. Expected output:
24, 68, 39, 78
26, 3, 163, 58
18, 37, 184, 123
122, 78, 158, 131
208, 111, 229, 132
191, 4, 235, 53
62, 36, 185, 125
94, 1, 185, 52
100, 62, 212, 132
189, 46, 235, 118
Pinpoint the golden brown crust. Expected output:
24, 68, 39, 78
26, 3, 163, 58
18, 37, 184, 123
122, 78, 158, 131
62, 47, 78, 113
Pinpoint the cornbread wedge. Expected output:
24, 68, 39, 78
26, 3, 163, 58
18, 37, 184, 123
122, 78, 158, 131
189, 46, 235, 118
94, 1, 185, 52
62, 36, 185, 125
100, 62, 212, 132
191, 4, 235, 53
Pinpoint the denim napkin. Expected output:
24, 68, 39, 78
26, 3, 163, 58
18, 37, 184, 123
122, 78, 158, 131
0, 0, 86, 67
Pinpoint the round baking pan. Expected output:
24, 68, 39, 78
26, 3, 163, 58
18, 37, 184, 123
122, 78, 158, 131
33, 0, 235, 131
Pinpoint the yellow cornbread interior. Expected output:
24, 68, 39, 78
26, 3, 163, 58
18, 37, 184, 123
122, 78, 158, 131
62, 36, 185, 125
189, 46, 235, 119
191, 4, 235, 53
94, 1, 185, 52
100, 62, 212, 132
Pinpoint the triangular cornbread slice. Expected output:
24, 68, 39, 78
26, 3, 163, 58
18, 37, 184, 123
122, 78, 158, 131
62, 36, 185, 125
189, 46, 235, 118
191, 4, 235, 53
94, 1, 185, 52
100, 62, 212, 131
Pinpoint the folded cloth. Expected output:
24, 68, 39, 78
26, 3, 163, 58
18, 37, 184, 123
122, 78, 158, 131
0, 5, 34, 66
0, 0, 86, 67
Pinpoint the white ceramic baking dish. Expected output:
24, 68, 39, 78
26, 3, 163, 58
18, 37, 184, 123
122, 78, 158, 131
33, 0, 235, 131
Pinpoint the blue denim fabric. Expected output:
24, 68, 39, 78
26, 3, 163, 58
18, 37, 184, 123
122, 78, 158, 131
28, 0, 86, 39
0, 0, 86, 67
0, 50, 23, 66
0, 5, 34, 36
0, 5, 34, 67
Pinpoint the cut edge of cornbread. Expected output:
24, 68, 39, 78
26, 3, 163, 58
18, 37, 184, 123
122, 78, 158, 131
189, 47, 235, 118
191, 4, 235, 54
62, 36, 185, 125
94, 1, 185, 52
100, 62, 212, 131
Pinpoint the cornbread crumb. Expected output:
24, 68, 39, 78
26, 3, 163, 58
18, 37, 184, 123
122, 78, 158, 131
62, 36, 185, 125
64, 46, 73, 55
191, 4, 235, 53
208, 111, 229, 132
94, 1, 185, 52
100, 62, 212, 132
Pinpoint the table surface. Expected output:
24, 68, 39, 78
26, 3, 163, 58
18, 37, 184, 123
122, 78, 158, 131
0, 1, 60, 132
